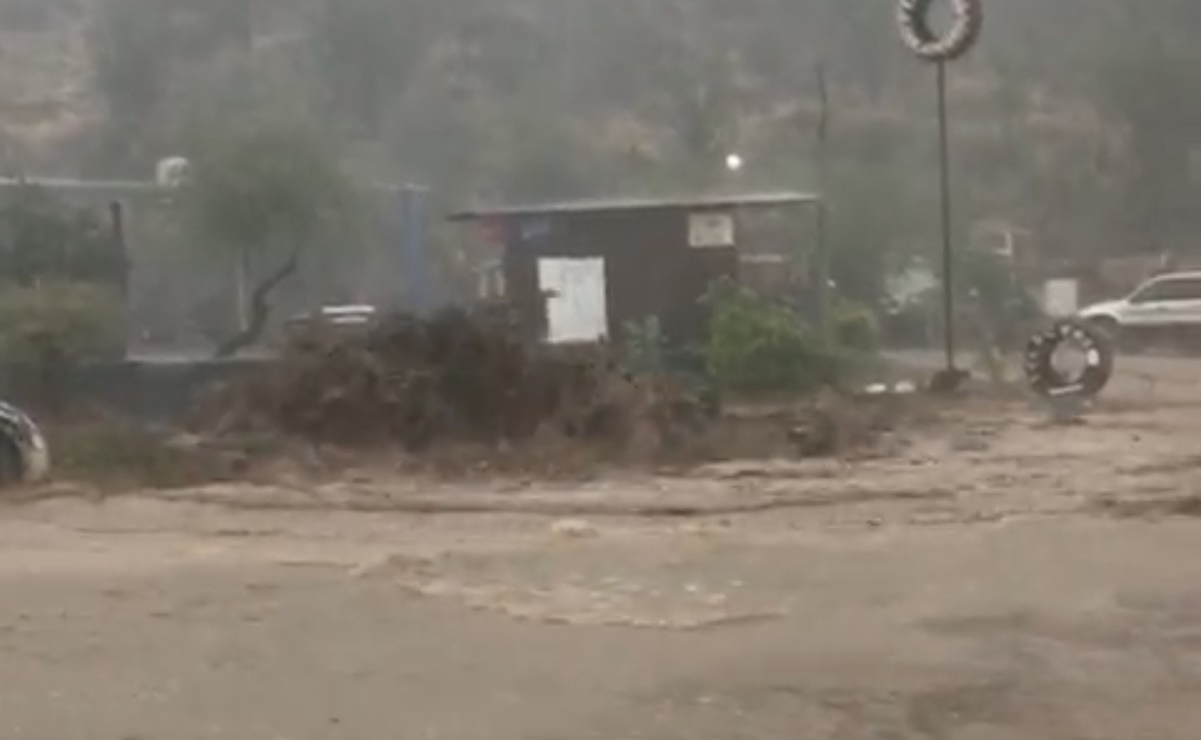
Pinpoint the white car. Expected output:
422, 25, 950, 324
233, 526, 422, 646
1077, 271, 1201, 348
283, 304, 377, 339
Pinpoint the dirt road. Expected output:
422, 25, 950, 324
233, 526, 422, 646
4, 356, 1201, 739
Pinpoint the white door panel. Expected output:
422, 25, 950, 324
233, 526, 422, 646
537, 257, 608, 344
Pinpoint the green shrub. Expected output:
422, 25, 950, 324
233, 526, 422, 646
623, 315, 666, 376
833, 301, 880, 352
706, 282, 835, 395
0, 281, 125, 362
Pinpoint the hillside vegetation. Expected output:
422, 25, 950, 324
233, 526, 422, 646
0, 0, 1198, 288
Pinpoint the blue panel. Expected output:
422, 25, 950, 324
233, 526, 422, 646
399, 185, 431, 313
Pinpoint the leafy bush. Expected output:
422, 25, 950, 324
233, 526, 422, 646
48, 419, 229, 490
706, 281, 835, 395
0, 184, 127, 288
833, 301, 880, 352
0, 281, 125, 362
623, 316, 666, 376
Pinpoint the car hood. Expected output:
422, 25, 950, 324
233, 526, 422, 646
1076, 299, 1126, 318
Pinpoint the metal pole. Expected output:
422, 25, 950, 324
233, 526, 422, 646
236, 248, 250, 332
936, 61, 956, 372
109, 201, 128, 297
814, 62, 831, 342
109, 201, 130, 358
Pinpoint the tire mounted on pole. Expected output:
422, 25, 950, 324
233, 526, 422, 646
897, 0, 983, 63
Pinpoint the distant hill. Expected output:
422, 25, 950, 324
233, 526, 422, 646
0, 0, 99, 172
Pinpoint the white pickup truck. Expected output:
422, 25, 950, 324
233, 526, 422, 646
1078, 271, 1201, 349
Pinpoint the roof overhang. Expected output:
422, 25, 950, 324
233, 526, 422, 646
447, 190, 820, 222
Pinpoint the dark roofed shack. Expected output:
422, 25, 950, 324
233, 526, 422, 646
448, 192, 818, 350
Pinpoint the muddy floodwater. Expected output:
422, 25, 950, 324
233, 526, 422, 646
4, 354, 1201, 739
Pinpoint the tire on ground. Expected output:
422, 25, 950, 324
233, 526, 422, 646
1084, 316, 1119, 340
897, 0, 984, 63
1023, 320, 1115, 398
0, 401, 49, 486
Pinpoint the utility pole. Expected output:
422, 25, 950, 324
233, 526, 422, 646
813, 61, 831, 342
936, 60, 956, 375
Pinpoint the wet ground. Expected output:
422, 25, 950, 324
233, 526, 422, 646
4, 353, 1201, 739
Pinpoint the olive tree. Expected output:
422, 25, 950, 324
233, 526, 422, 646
180, 124, 360, 357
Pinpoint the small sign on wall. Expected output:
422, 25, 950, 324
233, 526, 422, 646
688, 212, 735, 248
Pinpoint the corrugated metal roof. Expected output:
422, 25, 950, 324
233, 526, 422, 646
447, 190, 819, 221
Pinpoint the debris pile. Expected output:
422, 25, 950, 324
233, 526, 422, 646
204, 306, 696, 455
194, 306, 913, 472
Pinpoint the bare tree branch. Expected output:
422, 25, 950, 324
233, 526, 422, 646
214, 249, 300, 359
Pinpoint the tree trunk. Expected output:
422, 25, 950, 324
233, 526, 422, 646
214, 250, 300, 359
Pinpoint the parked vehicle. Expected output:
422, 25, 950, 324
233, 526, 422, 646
1077, 271, 1201, 350
282, 304, 377, 341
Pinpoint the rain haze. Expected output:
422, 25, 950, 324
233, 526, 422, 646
1, 0, 1201, 737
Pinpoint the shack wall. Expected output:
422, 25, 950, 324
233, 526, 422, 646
501, 210, 737, 347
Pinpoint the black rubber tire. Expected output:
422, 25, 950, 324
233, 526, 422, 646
0, 437, 23, 487
897, 0, 984, 63
0, 401, 46, 487
1085, 316, 1119, 341
1084, 315, 1146, 354
1024, 320, 1115, 398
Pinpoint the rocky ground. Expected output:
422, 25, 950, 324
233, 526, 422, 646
4, 354, 1201, 738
